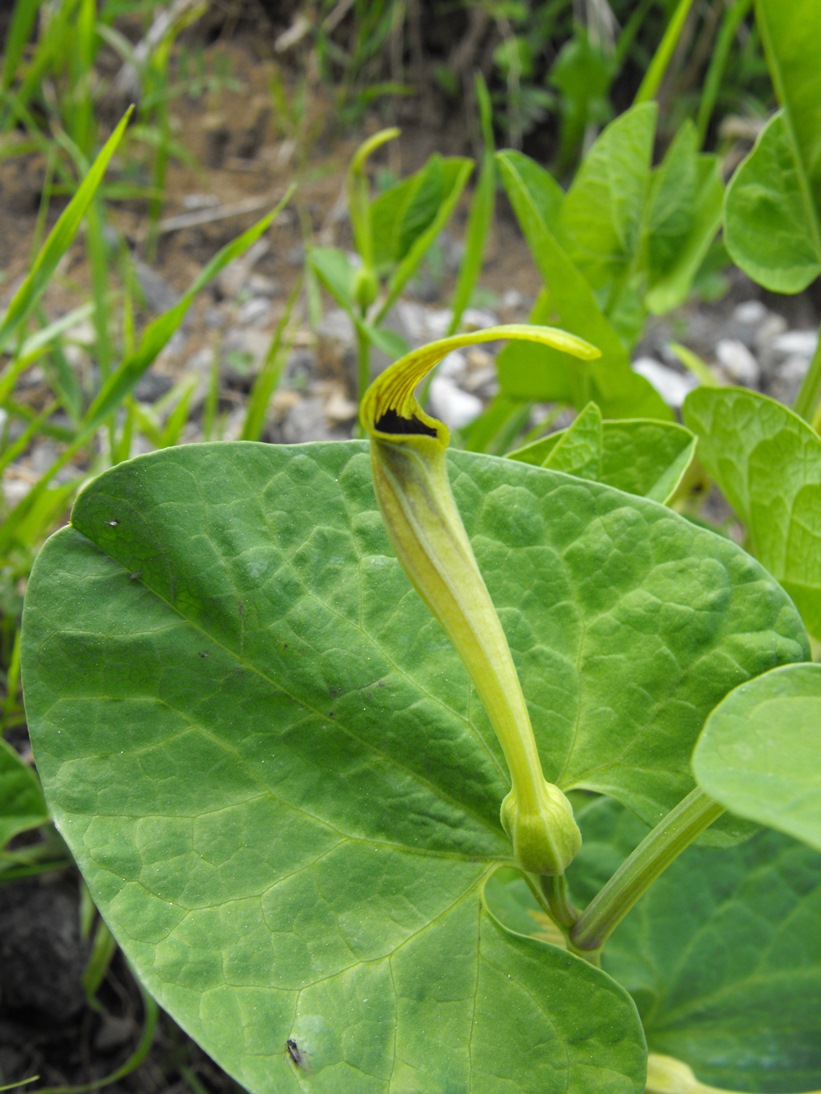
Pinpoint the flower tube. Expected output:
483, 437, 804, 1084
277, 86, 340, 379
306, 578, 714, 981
361, 325, 599, 875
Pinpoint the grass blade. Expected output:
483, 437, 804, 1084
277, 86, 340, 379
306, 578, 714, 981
447, 74, 496, 336
241, 276, 302, 441
82, 186, 293, 432
634, 0, 696, 105
0, 107, 133, 356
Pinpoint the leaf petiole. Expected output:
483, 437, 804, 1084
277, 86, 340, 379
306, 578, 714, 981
571, 788, 724, 954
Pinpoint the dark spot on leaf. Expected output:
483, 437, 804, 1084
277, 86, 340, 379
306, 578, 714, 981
376, 408, 437, 438
286, 1038, 303, 1067
377, 680, 385, 687
198, 651, 208, 659
328, 711, 335, 718
105, 519, 119, 527
283, 643, 289, 650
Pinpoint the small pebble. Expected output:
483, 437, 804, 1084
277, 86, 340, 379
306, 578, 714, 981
770, 329, 819, 358
716, 338, 760, 387
732, 300, 768, 325
437, 350, 466, 380
633, 357, 697, 408
429, 376, 482, 429
239, 296, 273, 326
182, 193, 219, 210
461, 307, 500, 332
754, 312, 788, 347
324, 388, 358, 424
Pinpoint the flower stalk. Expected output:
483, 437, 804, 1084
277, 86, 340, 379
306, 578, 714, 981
361, 324, 600, 876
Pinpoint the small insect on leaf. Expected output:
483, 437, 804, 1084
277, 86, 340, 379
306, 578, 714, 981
286, 1038, 304, 1067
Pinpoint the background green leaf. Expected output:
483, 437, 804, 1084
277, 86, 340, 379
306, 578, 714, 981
491, 800, 821, 1092
683, 386, 821, 638
558, 102, 656, 293
308, 246, 356, 311
446, 74, 497, 336
756, 0, 821, 216
509, 407, 696, 503
573, 799, 821, 1093
644, 123, 724, 314
369, 155, 470, 268
0, 737, 48, 848
369, 155, 473, 322
694, 663, 821, 852
724, 112, 821, 292
495, 151, 670, 420
724, 0, 821, 292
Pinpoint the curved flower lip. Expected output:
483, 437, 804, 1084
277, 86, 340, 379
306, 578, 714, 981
361, 323, 600, 443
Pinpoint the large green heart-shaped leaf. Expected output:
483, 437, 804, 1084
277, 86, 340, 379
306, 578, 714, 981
683, 386, 821, 639
22, 442, 808, 1087
0, 737, 48, 848
573, 800, 821, 1093
694, 663, 821, 852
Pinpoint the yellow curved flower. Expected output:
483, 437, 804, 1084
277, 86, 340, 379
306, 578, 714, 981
362, 325, 599, 875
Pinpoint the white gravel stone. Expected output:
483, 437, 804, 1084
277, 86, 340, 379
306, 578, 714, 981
238, 296, 273, 326
633, 356, 697, 408
732, 300, 768, 325
429, 376, 483, 430
716, 338, 761, 387
461, 306, 500, 331
436, 350, 467, 380
393, 300, 452, 345
770, 329, 819, 358
754, 312, 788, 346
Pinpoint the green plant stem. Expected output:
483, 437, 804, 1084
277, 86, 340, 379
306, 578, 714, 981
571, 788, 723, 953
695, 0, 752, 147
793, 322, 821, 425
541, 873, 578, 930
356, 320, 372, 412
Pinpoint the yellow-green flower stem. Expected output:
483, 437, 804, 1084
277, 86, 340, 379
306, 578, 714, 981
362, 324, 600, 876
346, 127, 399, 272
